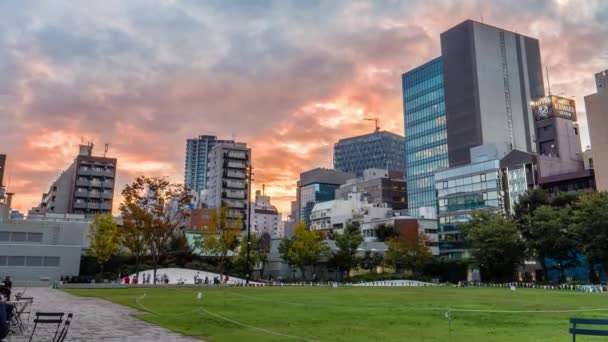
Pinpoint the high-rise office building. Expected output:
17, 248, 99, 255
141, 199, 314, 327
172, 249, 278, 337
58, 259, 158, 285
440, 20, 545, 167
184, 135, 235, 192
204, 141, 251, 230
295, 168, 353, 228
584, 70, 608, 191
34, 144, 117, 216
402, 57, 449, 218
334, 131, 405, 176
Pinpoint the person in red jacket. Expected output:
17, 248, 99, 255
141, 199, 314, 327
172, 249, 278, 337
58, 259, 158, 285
124, 275, 131, 285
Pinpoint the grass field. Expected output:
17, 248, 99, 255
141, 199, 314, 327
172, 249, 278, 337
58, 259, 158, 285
65, 286, 608, 341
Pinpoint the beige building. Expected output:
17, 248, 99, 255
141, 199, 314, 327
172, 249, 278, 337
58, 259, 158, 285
584, 70, 608, 191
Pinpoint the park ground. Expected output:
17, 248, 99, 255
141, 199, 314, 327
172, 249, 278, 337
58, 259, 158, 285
65, 286, 608, 341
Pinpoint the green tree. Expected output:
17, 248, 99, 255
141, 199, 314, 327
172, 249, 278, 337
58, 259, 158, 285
279, 222, 327, 280
166, 231, 194, 268
86, 213, 120, 276
196, 206, 240, 276
461, 211, 525, 282
333, 222, 364, 281
232, 234, 270, 279
120, 176, 192, 283
384, 232, 432, 275
572, 192, 608, 283
375, 224, 398, 242
360, 251, 384, 274
529, 205, 579, 281
278, 236, 296, 278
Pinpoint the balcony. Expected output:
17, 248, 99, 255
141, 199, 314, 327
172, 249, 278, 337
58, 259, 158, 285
225, 161, 246, 169
88, 191, 102, 198
103, 169, 115, 177
223, 190, 245, 199
225, 170, 245, 179
224, 180, 246, 189
227, 210, 244, 219
103, 180, 114, 188
73, 202, 87, 209
78, 168, 93, 176
76, 179, 90, 187
74, 190, 89, 198
90, 181, 103, 188
101, 192, 113, 199
100, 203, 112, 211
223, 200, 245, 209
87, 202, 101, 209
226, 151, 247, 160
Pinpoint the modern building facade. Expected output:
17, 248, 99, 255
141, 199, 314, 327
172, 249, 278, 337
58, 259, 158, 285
184, 135, 235, 193
251, 190, 282, 239
435, 146, 537, 259
441, 20, 545, 167
0, 213, 90, 281
335, 169, 407, 210
402, 57, 449, 217
584, 70, 608, 191
334, 131, 405, 176
295, 168, 353, 228
33, 144, 117, 216
204, 141, 251, 230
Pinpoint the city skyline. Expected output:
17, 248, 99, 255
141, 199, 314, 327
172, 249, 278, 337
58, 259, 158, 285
1, 1, 606, 215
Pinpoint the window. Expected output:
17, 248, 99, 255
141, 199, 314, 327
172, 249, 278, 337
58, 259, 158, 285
0, 232, 9, 241
0, 256, 6, 265
43, 257, 60, 267
27, 233, 43, 243
26, 256, 43, 266
8, 256, 25, 266
11, 232, 26, 242
574, 127, 579, 135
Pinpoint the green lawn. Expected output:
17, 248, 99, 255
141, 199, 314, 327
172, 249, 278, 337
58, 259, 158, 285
65, 286, 608, 341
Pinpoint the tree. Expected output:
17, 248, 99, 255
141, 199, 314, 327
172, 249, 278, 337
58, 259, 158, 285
196, 206, 240, 276
279, 222, 327, 280
86, 213, 120, 276
120, 176, 192, 284
232, 234, 270, 279
384, 232, 432, 275
513, 188, 550, 219
360, 251, 384, 274
166, 231, 194, 268
375, 224, 398, 242
529, 205, 579, 281
333, 222, 364, 281
572, 192, 608, 284
118, 200, 148, 280
461, 211, 525, 282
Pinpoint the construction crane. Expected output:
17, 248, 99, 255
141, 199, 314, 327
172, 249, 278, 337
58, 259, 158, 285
364, 117, 380, 133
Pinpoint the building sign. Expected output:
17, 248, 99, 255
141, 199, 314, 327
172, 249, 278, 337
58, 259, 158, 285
531, 95, 577, 121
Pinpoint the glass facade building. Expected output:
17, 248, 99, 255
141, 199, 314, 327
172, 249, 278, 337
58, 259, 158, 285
185, 135, 218, 192
435, 160, 504, 259
333, 131, 405, 177
402, 57, 449, 217
299, 183, 340, 228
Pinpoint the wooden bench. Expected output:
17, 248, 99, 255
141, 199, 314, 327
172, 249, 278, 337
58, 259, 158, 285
570, 318, 608, 341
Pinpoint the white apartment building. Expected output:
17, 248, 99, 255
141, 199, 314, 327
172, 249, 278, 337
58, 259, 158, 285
250, 190, 283, 239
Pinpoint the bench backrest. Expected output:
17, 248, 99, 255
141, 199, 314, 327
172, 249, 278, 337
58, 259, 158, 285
570, 318, 608, 337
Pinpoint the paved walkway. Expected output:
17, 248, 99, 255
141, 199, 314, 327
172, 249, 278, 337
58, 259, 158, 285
7, 287, 202, 341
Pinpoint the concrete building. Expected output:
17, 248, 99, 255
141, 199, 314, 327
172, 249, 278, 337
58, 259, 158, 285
310, 193, 393, 233
402, 57, 449, 218
333, 131, 405, 176
441, 20, 545, 167
0, 213, 90, 281
251, 190, 282, 239
32, 144, 117, 217
584, 70, 608, 191
186, 208, 216, 233
184, 135, 235, 193
295, 168, 353, 228
335, 169, 407, 211
583, 148, 594, 170
204, 141, 251, 230
435, 146, 537, 259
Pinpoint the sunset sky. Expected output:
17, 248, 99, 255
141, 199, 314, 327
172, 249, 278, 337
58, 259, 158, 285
1, 0, 606, 216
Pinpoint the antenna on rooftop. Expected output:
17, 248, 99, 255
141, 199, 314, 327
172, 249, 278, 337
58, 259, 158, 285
104, 143, 109, 157
480, 12, 484, 23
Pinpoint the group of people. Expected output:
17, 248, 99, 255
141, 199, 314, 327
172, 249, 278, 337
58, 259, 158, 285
193, 273, 229, 285
122, 273, 169, 285
0, 276, 14, 340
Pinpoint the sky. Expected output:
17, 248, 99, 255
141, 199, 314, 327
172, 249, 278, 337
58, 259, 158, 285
0, 0, 607, 216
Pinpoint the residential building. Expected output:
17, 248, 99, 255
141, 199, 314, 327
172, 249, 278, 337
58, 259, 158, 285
333, 131, 405, 176
435, 145, 537, 259
584, 70, 608, 191
310, 193, 393, 232
360, 217, 439, 256
402, 57, 449, 217
184, 135, 234, 192
335, 169, 407, 210
204, 141, 251, 230
250, 190, 282, 239
295, 168, 353, 228
441, 20, 545, 167
0, 212, 90, 281
33, 144, 117, 216
186, 208, 215, 233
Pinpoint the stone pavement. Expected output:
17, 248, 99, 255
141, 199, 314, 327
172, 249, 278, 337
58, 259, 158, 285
7, 287, 202, 342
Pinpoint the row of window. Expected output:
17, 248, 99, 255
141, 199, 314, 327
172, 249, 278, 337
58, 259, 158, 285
407, 144, 448, 164
404, 88, 444, 112
403, 74, 443, 101
406, 117, 447, 141
406, 103, 445, 128
436, 172, 499, 190
406, 131, 447, 150
0, 256, 60, 267
407, 158, 449, 179
0, 231, 43, 243
437, 181, 500, 198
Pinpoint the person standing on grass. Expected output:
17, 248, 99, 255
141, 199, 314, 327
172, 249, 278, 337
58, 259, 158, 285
124, 275, 130, 285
